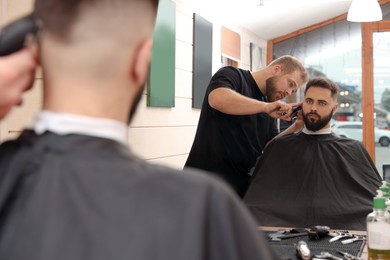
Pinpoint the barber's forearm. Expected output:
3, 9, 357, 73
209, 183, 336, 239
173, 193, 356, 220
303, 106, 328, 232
264, 122, 299, 150
208, 88, 267, 115
278, 121, 302, 137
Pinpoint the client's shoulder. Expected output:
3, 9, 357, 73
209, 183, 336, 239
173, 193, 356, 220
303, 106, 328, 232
331, 133, 364, 146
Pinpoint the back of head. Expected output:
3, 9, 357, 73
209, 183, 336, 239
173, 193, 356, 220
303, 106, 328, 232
34, 0, 159, 120
270, 55, 308, 83
34, 0, 158, 41
304, 77, 339, 100
35, 0, 159, 81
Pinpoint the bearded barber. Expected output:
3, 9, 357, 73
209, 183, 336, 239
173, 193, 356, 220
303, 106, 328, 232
185, 55, 308, 197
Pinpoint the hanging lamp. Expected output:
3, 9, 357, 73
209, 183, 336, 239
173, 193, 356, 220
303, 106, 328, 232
347, 0, 383, 22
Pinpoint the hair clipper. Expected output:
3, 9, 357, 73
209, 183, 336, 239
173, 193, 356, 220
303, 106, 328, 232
290, 105, 302, 120
0, 13, 39, 56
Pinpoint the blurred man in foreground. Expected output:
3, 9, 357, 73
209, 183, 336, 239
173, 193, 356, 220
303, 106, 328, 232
0, 0, 278, 259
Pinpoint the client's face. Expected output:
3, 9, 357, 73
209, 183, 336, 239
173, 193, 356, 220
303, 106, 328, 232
302, 87, 336, 131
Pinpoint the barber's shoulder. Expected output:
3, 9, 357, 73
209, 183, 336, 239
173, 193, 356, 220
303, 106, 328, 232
331, 134, 369, 153
333, 133, 361, 144
215, 66, 242, 77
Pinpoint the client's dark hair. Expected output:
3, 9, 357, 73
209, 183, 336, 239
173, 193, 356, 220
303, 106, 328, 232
304, 77, 339, 100
34, 0, 159, 40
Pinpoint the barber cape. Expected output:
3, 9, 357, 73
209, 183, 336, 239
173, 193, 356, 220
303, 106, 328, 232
244, 131, 382, 230
0, 130, 278, 260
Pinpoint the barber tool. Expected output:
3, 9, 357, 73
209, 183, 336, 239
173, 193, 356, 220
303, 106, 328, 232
341, 235, 366, 245
337, 250, 363, 260
295, 240, 311, 260
290, 105, 302, 120
0, 13, 40, 56
308, 225, 330, 241
267, 230, 308, 241
313, 251, 343, 260
329, 230, 354, 242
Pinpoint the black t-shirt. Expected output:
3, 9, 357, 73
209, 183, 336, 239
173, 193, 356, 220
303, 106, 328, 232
185, 66, 278, 196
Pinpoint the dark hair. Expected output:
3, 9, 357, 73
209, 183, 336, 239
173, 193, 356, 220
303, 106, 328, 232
34, 0, 159, 40
304, 77, 339, 100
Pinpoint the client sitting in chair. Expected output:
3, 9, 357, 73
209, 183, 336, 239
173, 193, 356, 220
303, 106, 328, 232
244, 77, 382, 230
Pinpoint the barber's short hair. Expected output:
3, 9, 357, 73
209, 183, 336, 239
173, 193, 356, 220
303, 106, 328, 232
269, 55, 308, 84
304, 77, 340, 100
34, 0, 159, 40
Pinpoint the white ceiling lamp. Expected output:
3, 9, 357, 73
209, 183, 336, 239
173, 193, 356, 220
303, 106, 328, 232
347, 0, 383, 22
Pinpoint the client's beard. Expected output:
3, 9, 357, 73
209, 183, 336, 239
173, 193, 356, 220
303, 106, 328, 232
303, 110, 333, 132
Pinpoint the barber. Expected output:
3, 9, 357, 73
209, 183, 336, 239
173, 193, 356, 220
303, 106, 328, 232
185, 55, 308, 197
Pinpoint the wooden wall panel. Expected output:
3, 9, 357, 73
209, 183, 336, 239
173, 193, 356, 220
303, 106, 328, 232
221, 26, 241, 61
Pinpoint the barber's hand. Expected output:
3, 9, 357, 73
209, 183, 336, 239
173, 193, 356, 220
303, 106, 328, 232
265, 100, 294, 120
292, 109, 304, 132
287, 101, 304, 131
0, 44, 38, 119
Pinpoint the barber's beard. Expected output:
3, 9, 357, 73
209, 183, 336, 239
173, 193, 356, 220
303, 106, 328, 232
127, 83, 145, 125
303, 110, 334, 132
265, 76, 279, 102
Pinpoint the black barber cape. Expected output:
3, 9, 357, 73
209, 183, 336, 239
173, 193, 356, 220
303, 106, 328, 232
0, 130, 279, 260
244, 132, 382, 230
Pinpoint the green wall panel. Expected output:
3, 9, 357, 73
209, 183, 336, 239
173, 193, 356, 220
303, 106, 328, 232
147, 0, 176, 107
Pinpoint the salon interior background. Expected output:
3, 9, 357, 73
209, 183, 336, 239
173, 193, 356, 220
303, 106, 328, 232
0, 0, 389, 172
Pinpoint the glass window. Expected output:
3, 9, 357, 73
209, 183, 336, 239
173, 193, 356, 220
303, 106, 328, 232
272, 3, 390, 174
273, 20, 362, 123
373, 31, 390, 171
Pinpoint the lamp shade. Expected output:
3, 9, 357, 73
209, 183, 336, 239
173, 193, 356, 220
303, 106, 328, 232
347, 0, 383, 22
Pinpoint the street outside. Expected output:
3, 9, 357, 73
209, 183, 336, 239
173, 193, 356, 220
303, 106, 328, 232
375, 146, 390, 179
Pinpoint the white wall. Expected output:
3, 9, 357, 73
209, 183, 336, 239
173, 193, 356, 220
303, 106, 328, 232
129, 0, 267, 169
0, 0, 267, 170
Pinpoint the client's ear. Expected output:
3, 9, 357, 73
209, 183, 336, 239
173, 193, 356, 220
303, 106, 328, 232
332, 103, 339, 115
132, 39, 153, 86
